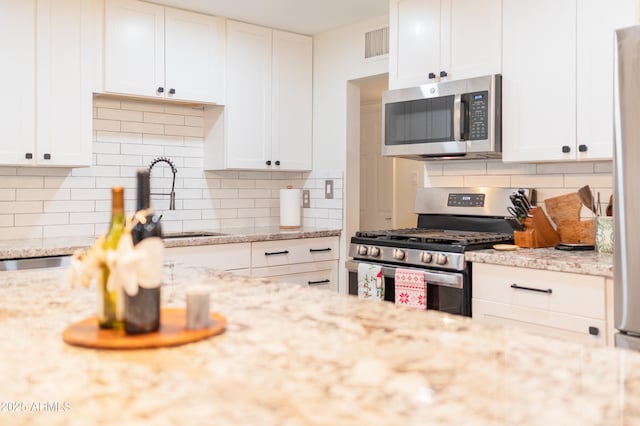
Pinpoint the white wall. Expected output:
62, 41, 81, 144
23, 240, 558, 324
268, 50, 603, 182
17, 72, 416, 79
313, 15, 389, 171
0, 97, 343, 241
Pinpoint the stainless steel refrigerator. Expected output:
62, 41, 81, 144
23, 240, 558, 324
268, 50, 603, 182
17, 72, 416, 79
614, 25, 640, 350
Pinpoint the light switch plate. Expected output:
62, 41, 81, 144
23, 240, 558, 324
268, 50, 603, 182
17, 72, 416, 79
302, 190, 310, 208
325, 180, 333, 199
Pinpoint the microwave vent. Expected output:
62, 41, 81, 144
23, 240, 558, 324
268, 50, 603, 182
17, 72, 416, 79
365, 27, 389, 59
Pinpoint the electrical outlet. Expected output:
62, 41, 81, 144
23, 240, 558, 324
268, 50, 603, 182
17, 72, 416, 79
302, 190, 310, 208
325, 180, 334, 199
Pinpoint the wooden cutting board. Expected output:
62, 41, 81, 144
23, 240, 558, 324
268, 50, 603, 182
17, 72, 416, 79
62, 308, 226, 350
544, 192, 595, 244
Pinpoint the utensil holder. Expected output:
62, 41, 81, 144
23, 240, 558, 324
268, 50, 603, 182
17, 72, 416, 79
514, 207, 560, 248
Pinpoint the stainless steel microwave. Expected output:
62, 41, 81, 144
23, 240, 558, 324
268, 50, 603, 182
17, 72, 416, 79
382, 74, 501, 160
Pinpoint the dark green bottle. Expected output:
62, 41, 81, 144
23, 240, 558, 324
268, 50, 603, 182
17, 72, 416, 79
124, 170, 162, 335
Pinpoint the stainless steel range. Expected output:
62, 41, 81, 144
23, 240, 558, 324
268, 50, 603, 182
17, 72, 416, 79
346, 187, 534, 317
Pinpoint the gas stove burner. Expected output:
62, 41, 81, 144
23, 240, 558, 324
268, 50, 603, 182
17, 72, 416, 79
356, 228, 513, 247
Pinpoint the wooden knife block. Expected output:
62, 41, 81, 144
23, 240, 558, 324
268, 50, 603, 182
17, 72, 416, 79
514, 207, 560, 248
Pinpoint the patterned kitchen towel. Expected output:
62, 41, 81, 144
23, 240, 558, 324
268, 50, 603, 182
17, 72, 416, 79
357, 263, 384, 301
394, 268, 426, 309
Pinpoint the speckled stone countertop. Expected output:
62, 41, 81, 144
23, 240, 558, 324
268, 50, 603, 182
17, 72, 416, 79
1, 263, 640, 425
0, 226, 341, 260
466, 248, 614, 278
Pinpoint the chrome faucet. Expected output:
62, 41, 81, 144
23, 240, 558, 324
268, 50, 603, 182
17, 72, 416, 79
148, 157, 177, 210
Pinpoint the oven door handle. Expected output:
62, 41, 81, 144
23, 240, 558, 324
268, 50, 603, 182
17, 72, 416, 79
345, 260, 463, 289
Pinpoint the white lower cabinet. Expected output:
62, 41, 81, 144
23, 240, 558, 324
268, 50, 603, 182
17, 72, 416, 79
164, 243, 251, 276
472, 263, 610, 346
250, 237, 340, 291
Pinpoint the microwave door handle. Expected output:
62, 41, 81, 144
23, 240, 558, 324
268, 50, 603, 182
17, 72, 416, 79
454, 94, 463, 141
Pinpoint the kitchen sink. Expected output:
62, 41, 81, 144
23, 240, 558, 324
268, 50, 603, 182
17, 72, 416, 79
162, 231, 228, 239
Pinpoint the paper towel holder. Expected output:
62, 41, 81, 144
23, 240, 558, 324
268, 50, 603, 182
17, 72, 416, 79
280, 185, 302, 230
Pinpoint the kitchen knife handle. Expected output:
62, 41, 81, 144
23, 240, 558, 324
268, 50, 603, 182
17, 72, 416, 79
510, 283, 552, 294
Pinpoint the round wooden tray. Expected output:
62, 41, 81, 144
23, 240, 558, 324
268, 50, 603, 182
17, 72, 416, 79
62, 307, 226, 350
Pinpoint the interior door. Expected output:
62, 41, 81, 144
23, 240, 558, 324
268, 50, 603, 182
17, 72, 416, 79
360, 103, 393, 231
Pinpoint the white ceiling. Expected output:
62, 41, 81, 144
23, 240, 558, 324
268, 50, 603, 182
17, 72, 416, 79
150, 0, 389, 35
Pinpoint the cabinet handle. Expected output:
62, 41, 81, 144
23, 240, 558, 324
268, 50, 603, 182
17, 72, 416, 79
43, 153, 51, 160
265, 250, 289, 256
428, 72, 436, 79
310, 248, 332, 253
588, 326, 600, 336
266, 160, 272, 166
440, 70, 448, 78
308, 279, 330, 286
510, 283, 552, 294
275, 160, 280, 166
25, 153, 33, 159
169, 88, 176, 95
157, 86, 164, 93
562, 145, 571, 153
578, 144, 588, 152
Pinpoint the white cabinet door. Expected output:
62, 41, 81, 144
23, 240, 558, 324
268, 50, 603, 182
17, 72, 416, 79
576, 0, 637, 160
389, 0, 441, 89
104, 0, 164, 98
271, 30, 312, 171
225, 21, 272, 169
165, 8, 225, 104
502, 0, 577, 162
0, 1, 35, 165
389, 0, 501, 90
443, 0, 502, 81
36, 0, 92, 167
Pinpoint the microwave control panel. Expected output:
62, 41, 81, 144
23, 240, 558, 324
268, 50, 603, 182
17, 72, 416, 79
465, 91, 489, 140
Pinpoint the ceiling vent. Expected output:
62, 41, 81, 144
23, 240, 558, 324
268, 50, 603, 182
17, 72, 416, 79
364, 26, 389, 59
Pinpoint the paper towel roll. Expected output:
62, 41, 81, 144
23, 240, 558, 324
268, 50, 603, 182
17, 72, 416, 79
280, 187, 301, 229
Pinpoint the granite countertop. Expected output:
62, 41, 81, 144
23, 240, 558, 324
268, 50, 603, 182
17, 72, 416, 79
466, 247, 614, 278
1, 263, 640, 425
0, 226, 341, 260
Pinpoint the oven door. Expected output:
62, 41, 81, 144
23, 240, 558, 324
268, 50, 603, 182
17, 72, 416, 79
345, 260, 470, 317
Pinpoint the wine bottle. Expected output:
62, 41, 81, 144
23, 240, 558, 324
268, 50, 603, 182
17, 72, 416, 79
99, 186, 125, 329
124, 169, 163, 334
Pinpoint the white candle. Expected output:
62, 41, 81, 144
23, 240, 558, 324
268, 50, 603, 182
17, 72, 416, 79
185, 285, 211, 329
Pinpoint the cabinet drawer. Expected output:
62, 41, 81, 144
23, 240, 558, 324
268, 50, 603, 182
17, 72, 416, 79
251, 237, 339, 268
473, 299, 606, 346
251, 260, 338, 292
473, 263, 605, 319
165, 243, 251, 271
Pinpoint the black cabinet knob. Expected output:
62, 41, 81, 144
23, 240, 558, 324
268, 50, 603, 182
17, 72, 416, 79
428, 72, 436, 79
440, 70, 448, 78
169, 88, 175, 95
275, 160, 280, 166
588, 326, 599, 336
25, 153, 33, 159
157, 87, 164, 93
578, 144, 588, 152
562, 145, 571, 153
266, 160, 272, 166
43, 153, 51, 160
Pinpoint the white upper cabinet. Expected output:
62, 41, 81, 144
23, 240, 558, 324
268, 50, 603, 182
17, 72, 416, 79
0, 1, 35, 165
0, 0, 93, 167
389, 0, 502, 89
204, 21, 312, 171
503, 0, 637, 162
104, 0, 224, 104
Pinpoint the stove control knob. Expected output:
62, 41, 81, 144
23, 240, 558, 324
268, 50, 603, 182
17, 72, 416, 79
435, 253, 448, 265
358, 245, 368, 256
420, 252, 433, 264
368, 246, 380, 257
393, 249, 406, 260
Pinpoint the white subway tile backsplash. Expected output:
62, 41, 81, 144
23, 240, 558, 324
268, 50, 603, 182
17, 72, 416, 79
202, 208, 237, 219
93, 119, 121, 132
144, 112, 185, 125
0, 201, 42, 214
537, 162, 595, 175
15, 213, 69, 227
486, 161, 537, 175
121, 143, 164, 156
17, 168, 70, 177
93, 97, 121, 108
442, 161, 487, 176
164, 145, 203, 158
164, 105, 204, 117
0, 176, 44, 189
0, 168, 17, 176
121, 121, 164, 135
44, 200, 95, 213
0, 226, 42, 240
595, 161, 613, 173
0, 215, 13, 227
71, 188, 112, 201
510, 175, 564, 188
96, 154, 143, 167
165, 125, 203, 138
221, 199, 254, 209
43, 224, 95, 238
185, 116, 204, 127
0, 189, 15, 201
237, 208, 269, 218
425, 175, 464, 187
564, 174, 612, 188
98, 108, 143, 122
463, 175, 510, 187
45, 177, 96, 189
17, 189, 70, 201
121, 100, 164, 113
93, 142, 121, 154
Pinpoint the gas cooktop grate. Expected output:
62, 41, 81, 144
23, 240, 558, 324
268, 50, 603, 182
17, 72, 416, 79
355, 228, 513, 246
